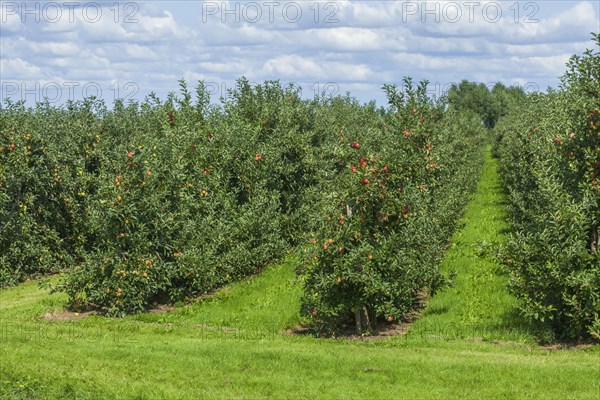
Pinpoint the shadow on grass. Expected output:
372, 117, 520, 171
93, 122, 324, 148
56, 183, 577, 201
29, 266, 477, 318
494, 307, 555, 344
421, 305, 450, 316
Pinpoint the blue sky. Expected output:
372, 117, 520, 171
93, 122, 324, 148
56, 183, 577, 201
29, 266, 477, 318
1, 1, 599, 106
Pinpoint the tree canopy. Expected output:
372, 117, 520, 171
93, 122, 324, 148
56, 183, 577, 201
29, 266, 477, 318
447, 80, 526, 128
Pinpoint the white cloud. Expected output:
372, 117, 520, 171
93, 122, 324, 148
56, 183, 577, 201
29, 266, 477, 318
262, 55, 324, 78
198, 61, 254, 74
305, 27, 400, 52
28, 41, 80, 57
125, 44, 158, 61
1, 0, 598, 106
0, 58, 44, 79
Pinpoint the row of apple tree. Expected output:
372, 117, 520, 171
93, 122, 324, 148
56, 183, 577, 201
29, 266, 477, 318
494, 34, 600, 339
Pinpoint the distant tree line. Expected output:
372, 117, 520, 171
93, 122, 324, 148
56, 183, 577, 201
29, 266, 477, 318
447, 81, 527, 128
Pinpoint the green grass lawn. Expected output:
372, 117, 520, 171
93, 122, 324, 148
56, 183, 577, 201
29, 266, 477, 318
1, 147, 599, 399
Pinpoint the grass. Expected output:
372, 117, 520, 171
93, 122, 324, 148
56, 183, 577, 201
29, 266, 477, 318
1, 146, 599, 399
129, 261, 304, 332
409, 145, 552, 343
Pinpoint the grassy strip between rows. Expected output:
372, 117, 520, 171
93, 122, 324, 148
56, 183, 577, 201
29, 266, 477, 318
409, 145, 553, 343
1, 146, 599, 399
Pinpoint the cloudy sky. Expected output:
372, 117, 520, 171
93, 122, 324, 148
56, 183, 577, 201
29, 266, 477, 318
1, 0, 599, 106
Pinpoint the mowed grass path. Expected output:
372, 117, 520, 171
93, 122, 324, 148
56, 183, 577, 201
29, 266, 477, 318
1, 146, 599, 399
409, 145, 550, 343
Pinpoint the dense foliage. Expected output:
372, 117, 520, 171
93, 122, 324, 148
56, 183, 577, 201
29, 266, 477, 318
1, 77, 486, 328
494, 34, 600, 339
1, 80, 323, 314
298, 80, 486, 333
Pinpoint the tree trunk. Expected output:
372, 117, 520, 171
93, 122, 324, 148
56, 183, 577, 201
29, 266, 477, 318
355, 307, 369, 335
355, 306, 377, 335
355, 309, 363, 334
590, 225, 598, 254
368, 308, 377, 331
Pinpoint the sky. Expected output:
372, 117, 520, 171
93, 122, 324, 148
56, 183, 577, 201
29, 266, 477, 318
1, 0, 599, 107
